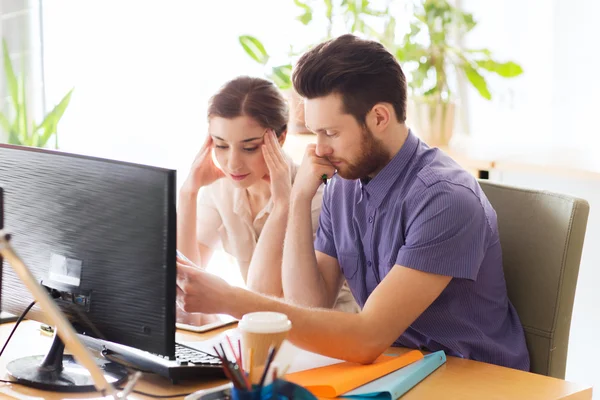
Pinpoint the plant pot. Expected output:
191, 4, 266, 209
407, 98, 455, 148
283, 88, 312, 135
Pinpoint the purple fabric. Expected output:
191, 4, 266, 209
314, 131, 530, 371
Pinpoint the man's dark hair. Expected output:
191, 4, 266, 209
292, 34, 407, 125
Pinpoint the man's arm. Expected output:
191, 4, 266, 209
177, 262, 450, 364
281, 192, 343, 308
281, 143, 342, 308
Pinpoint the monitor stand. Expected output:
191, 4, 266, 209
5, 327, 129, 392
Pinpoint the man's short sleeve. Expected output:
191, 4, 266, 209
195, 185, 223, 249
314, 185, 337, 258
310, 185, 325, 241
396, 182, 490, 280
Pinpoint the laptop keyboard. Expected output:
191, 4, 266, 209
175, 342, 222, 366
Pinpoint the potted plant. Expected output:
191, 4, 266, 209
238, 35, 303, 132
238, 0, 523, 147
0, 39, 73, 149
238, 0, 386, 135
396, 0, 523, 146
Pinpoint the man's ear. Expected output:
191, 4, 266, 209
369, 103, 392, 134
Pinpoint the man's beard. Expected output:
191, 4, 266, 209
334, 126, 389, 180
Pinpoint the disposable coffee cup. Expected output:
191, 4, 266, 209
239, 312, 292, 384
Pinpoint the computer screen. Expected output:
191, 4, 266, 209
0, 144, 177, 358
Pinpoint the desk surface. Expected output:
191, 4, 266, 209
0, 321, 592, 400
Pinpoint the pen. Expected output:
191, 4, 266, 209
321, 174, 328, 186
258, 345, 277, 390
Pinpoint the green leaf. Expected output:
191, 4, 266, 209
30, 130, 39, 147
19, 72, 30, 145
465, 48, 492, 57
463, 64, 492, 100
324, 0, 333, 20
270, 65, 292, 90
407, 58, 433, 92
0, 112, 11, 134
294, 0, 312, 25
382, 16, 396, 47
8, 129, 21, 145
238, 35, 269, 65
296, 11, 312, 25
363, 23, 381, 39
396, 42, 428, 62
2, 39, 20, 112
13, 99, 25, 143
476, 60, 523, 77
423, 87, 439, 97
459, 11, 477, 32
36, 115, 55, 147
37, 88, 74, 148
363, 8, 387, 17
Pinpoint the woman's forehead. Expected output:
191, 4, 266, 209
209, 116, 265, 142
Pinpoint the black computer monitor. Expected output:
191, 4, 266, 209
0, 144, 177, 391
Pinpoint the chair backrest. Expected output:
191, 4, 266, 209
479, 180, 589, 378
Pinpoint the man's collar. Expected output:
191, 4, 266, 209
357, 130, 419, 208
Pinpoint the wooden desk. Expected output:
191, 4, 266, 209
0, 321, 592, 399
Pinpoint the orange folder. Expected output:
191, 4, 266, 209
285, 350, 423, 398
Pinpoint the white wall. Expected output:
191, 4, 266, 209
550, 0, 600, 149
42, 0, 328, 187
460, 0, 600, 151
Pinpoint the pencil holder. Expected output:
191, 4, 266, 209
231, 380, 317, 400
231, 384, 262, 400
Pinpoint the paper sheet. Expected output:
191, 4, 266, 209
179, 329, 344, 386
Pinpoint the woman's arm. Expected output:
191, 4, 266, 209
246, 204, 288, 295
246, 130, 291, 296
177, 186, 215, 269
177, 135, 224, 268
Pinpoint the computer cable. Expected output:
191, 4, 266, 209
0, 301, 196, 398
0, 300, 37, 358
0, 300, 38, 385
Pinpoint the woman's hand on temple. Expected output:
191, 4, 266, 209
182, 135, 225, 193
262, 129, 292, 207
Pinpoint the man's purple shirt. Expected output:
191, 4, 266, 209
314, 131, 530, 370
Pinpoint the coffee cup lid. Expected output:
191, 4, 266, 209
238, 312, 292, 334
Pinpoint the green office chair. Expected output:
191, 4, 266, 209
479, 180, 590, 378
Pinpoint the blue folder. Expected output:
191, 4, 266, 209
341, 351, 446, 399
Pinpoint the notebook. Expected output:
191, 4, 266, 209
285, 350, 423, 398
342, 351, 446, 399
